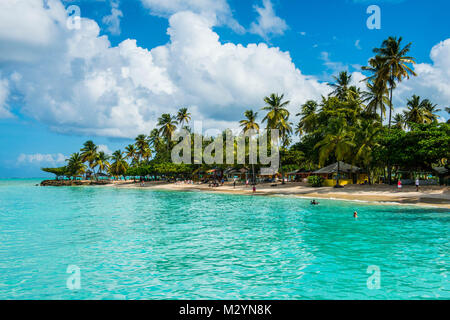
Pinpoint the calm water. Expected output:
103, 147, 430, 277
0, 179, 448, 300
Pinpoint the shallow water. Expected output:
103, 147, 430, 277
0, 179, 449, 299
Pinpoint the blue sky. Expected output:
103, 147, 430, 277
0, 0, 449, 178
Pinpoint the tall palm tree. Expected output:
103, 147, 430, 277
93, 151, 110, 178
315, 121, 355, 187
239, 110, 260, 133
361, 81, 389, 123
157, 113, 178, 150
80, 140, 98, 177
240, 110, 260, 184
403, 95, 433, 125
296, 100, 318, 135
261, 93, 291, 184
109, 150, 128, 179
329, 71, 352, 101
372, 36, 417, 129
176, 107, 191, 127
125, 144, 138, 165
135, 134, 150, 163
354, 120, 381, 184
66, 153, 86, 179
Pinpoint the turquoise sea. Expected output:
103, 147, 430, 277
0, 179, 448, 300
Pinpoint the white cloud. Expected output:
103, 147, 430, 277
97, 144, 112, 155
17, 153, 67, 165
355, 39, 362, 50
102, 1, 123, 35
395, 38, 450, 120
0, 1, 330, 138
250, 0, 288, 39
139, 0, 244, 33
0, 77, 12, 118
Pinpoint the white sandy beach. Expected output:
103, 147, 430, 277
104, 181, 450, 209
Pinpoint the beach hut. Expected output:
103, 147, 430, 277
313, 161, 367, 187
224, 167, 248, 181
286, 169, 314, 182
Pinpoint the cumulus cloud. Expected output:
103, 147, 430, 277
250, 0, 288, 39
102, 1, 123, 35
0, 77, 12, 118
17, 153, 67, 165
98, 144, 112, 155
139, 0, 244, 33
0, 1, 330, 138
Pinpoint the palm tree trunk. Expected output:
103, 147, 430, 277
336, 161, 340, 187
387, 85, 393, 185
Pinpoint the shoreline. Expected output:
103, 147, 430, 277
101, 181, 450, 209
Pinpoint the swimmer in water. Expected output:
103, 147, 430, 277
310, 200, 319, 205
353, 211, 358, 218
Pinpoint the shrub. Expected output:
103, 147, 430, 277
307, 175, 324, 187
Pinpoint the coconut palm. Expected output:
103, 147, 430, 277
93, 151, 110, 178
125, 144, 138, 165
422, 100, 441, 123
361, 81, 389, 123
66, 153, 86, 179
393, 113, 405, 130
157, 113, 178, 150
329, 71, 352, 101
403, 95, 433, 125
239, 110, 260, 133
135, 134, 151, 163
354, 120, 381, 184
80, 140, 98, 177
176, 107, 191, 127
109, 150, 128, 178
261, 93, 292, 184
240, 110, 260, 184
296, 100, 318, 135
315, 120, 355, 187
372, 36, 417, 129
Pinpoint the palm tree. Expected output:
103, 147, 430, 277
176, 108, 191, 127
296, 100, 318, 135
135, 134, 150, 163
239, 110, 260, 133
315, 120, 355, 187
354, 120, 381, 184
93, 151, 110, 178
261, 93, 292, 184
422, 100, 441, 123
80, 140, 98, 178
66, 153, 86, 179
403, 95, 433, 125
329, 71, 352, 100
361, 81, 389, 123
240, 110, 260, 184
393, 113, 405, 130
125, 144, 138, 165
157, 113, 178, 150
372, 36, 417, 129
109, 150, 128, 179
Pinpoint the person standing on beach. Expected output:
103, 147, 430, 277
398, 179, 402, 190
415, 177, 420, 192
233, 178, 236, 188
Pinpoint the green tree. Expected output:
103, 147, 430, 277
315, 119, 355, 187
109, 150, 128, 178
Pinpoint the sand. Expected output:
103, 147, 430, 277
103, 180, 450, 209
